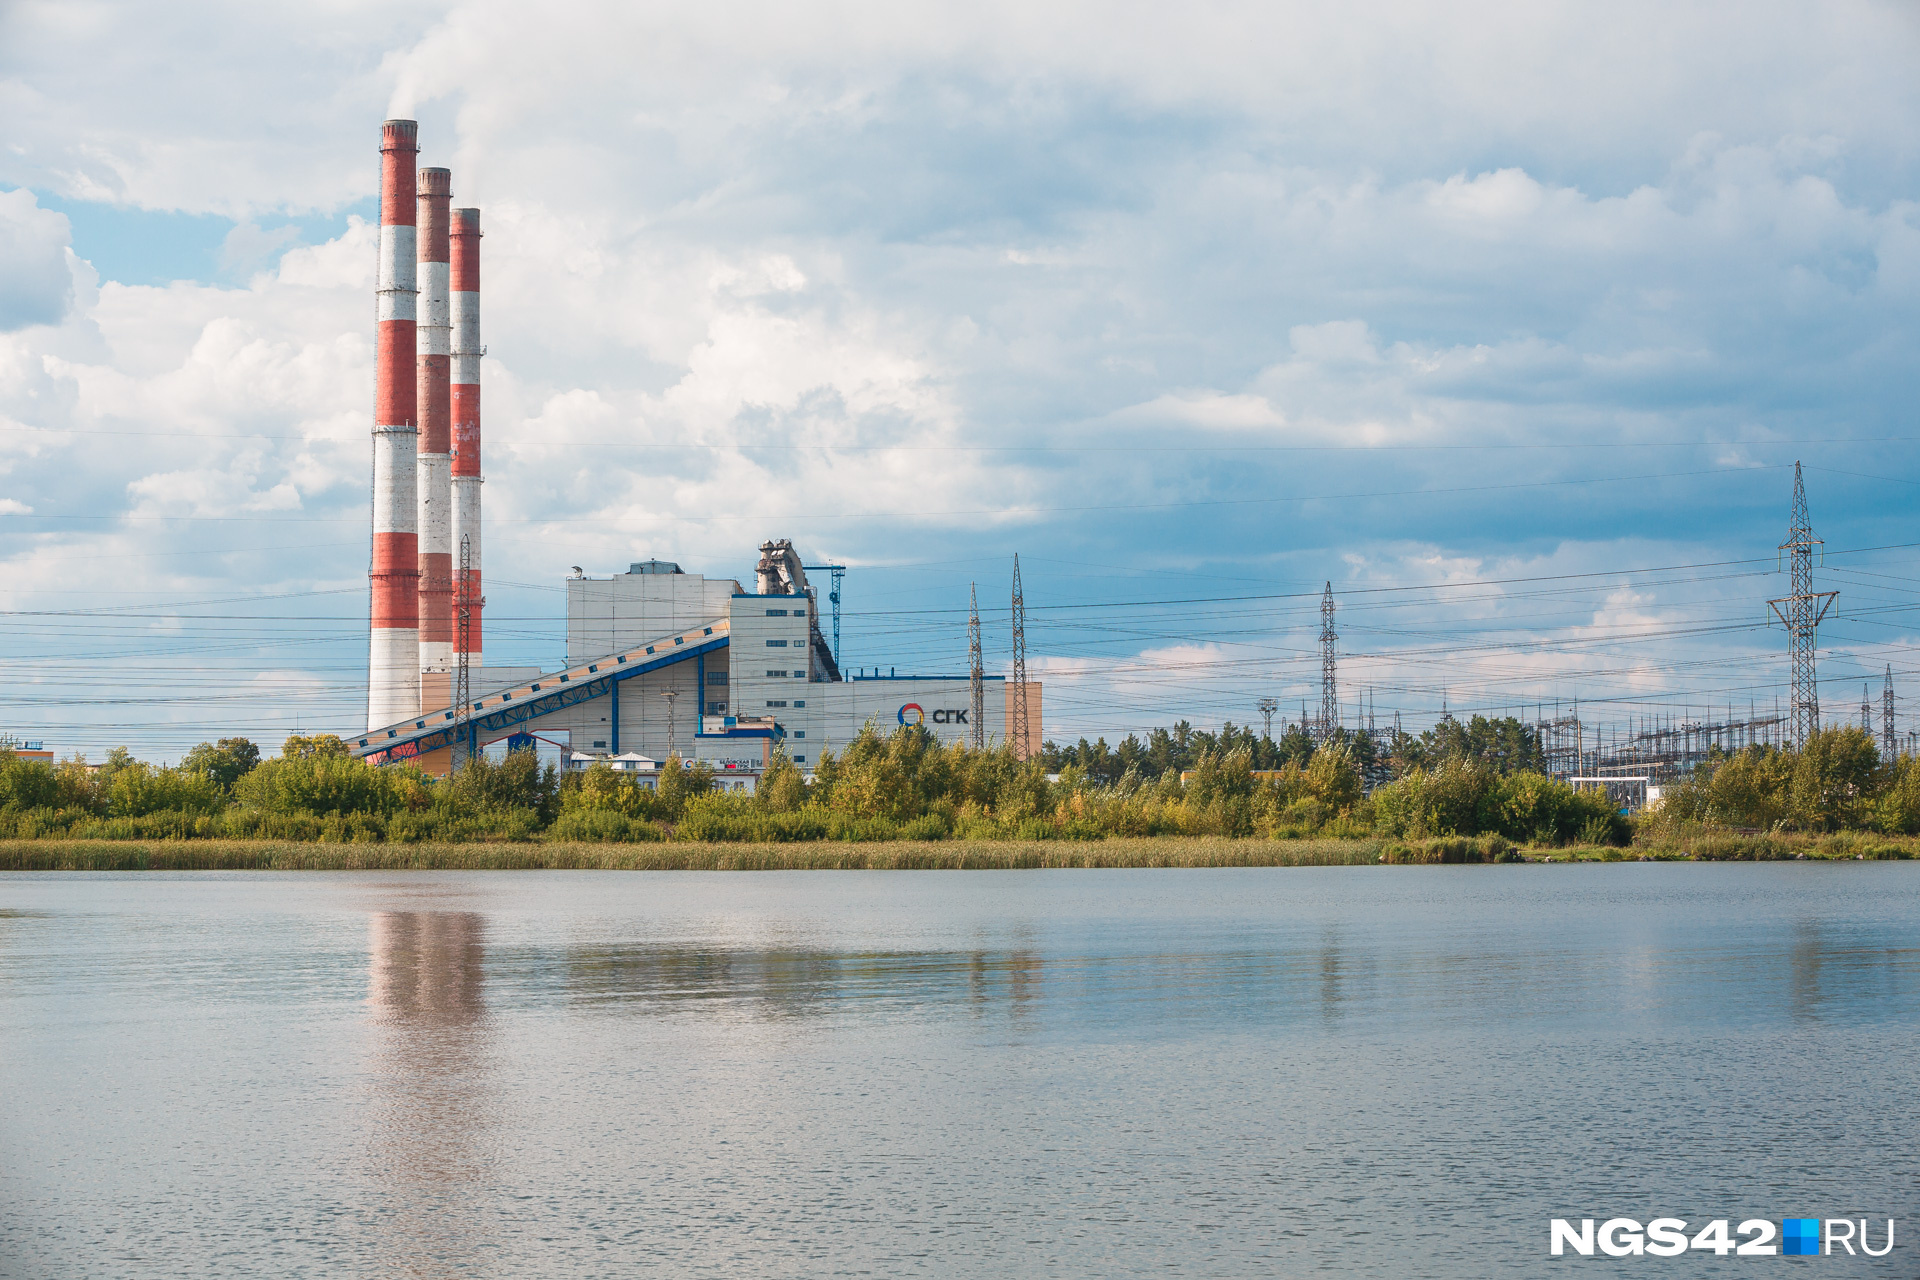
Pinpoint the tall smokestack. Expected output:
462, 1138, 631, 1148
450, 206, 484, 670
416, 167, 454, 712
369, 119, 420, 730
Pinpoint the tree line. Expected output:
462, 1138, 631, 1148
0, 718, 1909, 846
1038, 713, 1547, 784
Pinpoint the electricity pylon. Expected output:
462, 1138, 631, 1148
1011, 555, 1029, 759
968, 583, 984, 751
1767, 462, 1836, 748
1318, 582, 1337, 743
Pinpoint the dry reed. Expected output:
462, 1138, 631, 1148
0, 836, 1387, 872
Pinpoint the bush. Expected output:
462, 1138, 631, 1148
446, 750, 559, 824
1380, 835, 1517, 864
0, 754, 63, 812
235, 750, 427, 818
547, 809, 666, 842
108, 763, 227, 818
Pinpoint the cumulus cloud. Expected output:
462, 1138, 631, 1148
0, 188, 72, 330
1, 0, 1917, 752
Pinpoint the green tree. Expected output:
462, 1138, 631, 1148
758, 749, 808, 813
448, 749, 560, 822
236, 752, 428, 817
1788, 727, 1880, 832
181, 738, 261, 792
1303, 743, 1362, 815
0, 751, 60, 811
652, 754, 712, 822
1874, 755, 1920, 834
282, 733, 351, 761
107, 762, 226, 817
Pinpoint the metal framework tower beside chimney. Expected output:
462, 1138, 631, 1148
1011, 555, 1029, 759
453, 532, 474, 769
1767, 462, 1836, 748
1318, 582, 1338, 743
802, 563, 847, 669
968, 583, 984, 751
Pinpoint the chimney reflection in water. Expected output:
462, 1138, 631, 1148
366, 911, 491, 1273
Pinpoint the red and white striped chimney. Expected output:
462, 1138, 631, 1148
370, 120, 421, 730
415, 167, 454, 712
450, 206, 484, 669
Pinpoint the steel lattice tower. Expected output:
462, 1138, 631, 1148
1885, 665, 1897, 759
968, 582, 985, 751
1862, 684, 1874, 734
802, 563, 847, 670
453, 532, 473, 768
1768, 463, 1836, 748
1318, 582, 1337, 743
1011, 555, 1029, 759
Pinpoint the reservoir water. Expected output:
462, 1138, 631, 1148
2, 865, 1915, 1276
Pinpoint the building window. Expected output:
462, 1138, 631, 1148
593, 740, 607, 748
793, 731, 805, 739
766, 700, 787, 708
765, 608, 788, 616
706, 701, 726, 714
766, 639, 787, 647
794, 609, 806, 617
793, 700, 805, 707
794, 670, 806, 678
793, 755, 805, 763
766, 669, 788, 678
706, 671, 727, 686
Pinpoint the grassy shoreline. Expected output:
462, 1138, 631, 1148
0, 831, 1913, 870
0, 837, 1386, 871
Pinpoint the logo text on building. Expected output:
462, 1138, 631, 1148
898, 704, 969, 726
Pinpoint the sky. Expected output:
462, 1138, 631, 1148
1, 0, 1918, 760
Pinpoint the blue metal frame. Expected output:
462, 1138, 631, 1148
358, 634, 728, 766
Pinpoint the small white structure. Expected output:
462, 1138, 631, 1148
565, 750, 658, 781
563, 749, 760, 793
1571, 775, 1652, 814
705, 762, 762, 793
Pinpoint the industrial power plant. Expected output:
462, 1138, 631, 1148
350, 120, 1041, 779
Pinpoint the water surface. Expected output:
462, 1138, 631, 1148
2, 865, 1915, 1276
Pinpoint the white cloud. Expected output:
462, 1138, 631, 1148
0, 188, 72, 330
1, 0, 1917, 754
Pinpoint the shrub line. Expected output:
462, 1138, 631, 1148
4, 831, 1907, 871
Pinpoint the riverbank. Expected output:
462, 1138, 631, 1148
0, 831, 1912, 870
0, 837, 1389, 871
